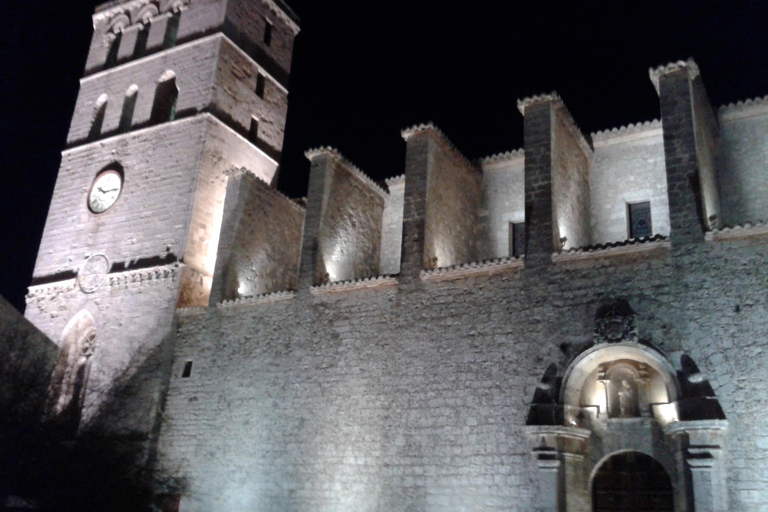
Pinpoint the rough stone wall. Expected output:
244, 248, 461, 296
157, 238, 768, 512
380, 178, 404, 275
212, 38, 288, 155
424, 137, 482, 268
318, 162, 385, 283
211, 171, 304, 301
479, 155, 525, 259
34, 117, 208, 279
25, 266, 180, 435
717, 103, 768, 226
552, 109, 592, 250
590, 127, 670, 244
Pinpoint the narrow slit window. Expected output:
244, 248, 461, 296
256, 73, 266, 98
105, 32, 122, 68
150, 72, 178, 124
181, 361, 193, 378
264, 20, 273, 46
509, 221, 526, 258
164, 12, 181, 49
119, 85, 138, 132
89, 95, 109, 140
628, 201, 652, 239
249, 117, 259, 143
134, 24, 150, 58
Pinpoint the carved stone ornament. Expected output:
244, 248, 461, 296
594, 301, 637, 344
78, 254, 110, 293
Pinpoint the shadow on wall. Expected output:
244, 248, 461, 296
0, 323, 186, 512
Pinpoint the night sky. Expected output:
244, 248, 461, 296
1, 0, 767, 311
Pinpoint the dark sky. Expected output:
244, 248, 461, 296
1, 0, 767, 310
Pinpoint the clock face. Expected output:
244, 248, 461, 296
88, 170, 122, 213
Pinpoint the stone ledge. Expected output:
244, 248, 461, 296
719, 95, 768, 122
552, 236, 670, 263
310, 275, 398, 295
176, 305, 209, 316
26, 279, 78, 300
218, 290, 296, 308
385, 174, 405, 188
305, 147, 389, 198
401, 122, 480, 176
420, 257, 524, 282
225, 167, 305, 214
591, 119, 662, 146
706, 221, 768, 241
516, 92, 593, 156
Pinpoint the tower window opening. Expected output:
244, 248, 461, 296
249, 117, 259, 143
88, 95, 109, 140
150, 72, 178, 124
181, 361, 193, 378
256, 73, 266, 98
119, 85, 139, 132
105, 31, 122, 68
628, 201, 652, 239
509, 221, 526, 258
263, 20, 273, 46
134, 23, 150, 58
164, 12, 181, 49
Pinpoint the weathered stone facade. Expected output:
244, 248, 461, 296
18, 1, 768, 511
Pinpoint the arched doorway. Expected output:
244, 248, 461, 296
592, 451, 673, 512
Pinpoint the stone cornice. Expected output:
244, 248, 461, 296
305, 147, 388, 199
400, 123, 480, 177
705, 221, 768, 241
310, 275, 398, 295
225, 167, 305, 214
591, 119, 663, 146
552, 236, 670, 263
649, 59, 700, 94
27, 263, 180, 300
94, 0, 188, 25
218, 290, 296, 308
420, 257, 524, 282
517, 92, 593, 156
479, 149, 524, 166
719, 95, 768, 122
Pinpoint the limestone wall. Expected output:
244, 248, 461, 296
210, 171, 304, 301
479, 152, 525, 259
424, 135, 482, 269
590, 123, 670, 244
158, 238, 768, 512
717, 99, 768, 226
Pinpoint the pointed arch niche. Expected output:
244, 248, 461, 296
525, 303, 729, 512
47, 310, 97, 432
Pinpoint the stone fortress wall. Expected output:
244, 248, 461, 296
20, 0, 768, 510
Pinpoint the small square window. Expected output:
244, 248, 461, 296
628, 201, 652, 239
509, 221, 526, 258
256, 73, 266, 98
264, 20, 273, 46
181, 361, 193, 378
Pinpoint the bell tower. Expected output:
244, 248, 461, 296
25, 0, 299, 435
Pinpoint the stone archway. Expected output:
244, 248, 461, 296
591, 451, 673, 512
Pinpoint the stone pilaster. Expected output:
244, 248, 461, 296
298, 150, 333, 289
653, 60, 721, 243
399, 128, 431, 284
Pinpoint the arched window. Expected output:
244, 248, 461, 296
47, 310, 97, 432
119, 85, 139, 132
150, 71, 178, 124
88, 94, 109, 140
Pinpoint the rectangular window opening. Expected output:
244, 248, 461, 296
181, 361, 193, 378
249, 117, 259, 143
509, 221, 526, 258
134, 24, 150, 58
264, 20, 273, 46
628, 201, 652, 239
256, 73, 266, 98
164, 12, 181, 49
